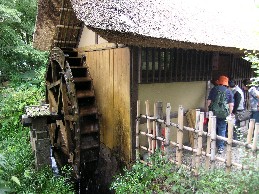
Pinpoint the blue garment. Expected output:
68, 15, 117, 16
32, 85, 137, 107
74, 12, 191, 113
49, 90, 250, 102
248, 87, 259, 111
208, 85, 234, 104
216, 118, 227, 149
248, 87, 259, 123
251, 111, 259, 123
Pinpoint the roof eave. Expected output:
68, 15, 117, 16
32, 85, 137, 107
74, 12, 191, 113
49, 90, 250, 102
90, 27, 248, 55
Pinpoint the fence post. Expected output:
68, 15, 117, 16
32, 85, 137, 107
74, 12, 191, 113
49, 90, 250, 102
247, 119, 255, 144
152, 119, 156, 153
192, 109, 200, 167
205, 111, 213, 170
156, 102, 163, 150
252, 123, 259, 167
194, 112, 204, 176
210, 116, 217, 170
226, 116, 234, 173
145, 100, 151, 155
176, 105, 184, 165
136, 100, 140, 160
252, 123, 259, 153
165, 103, 171, 155
152, 103, 157, 153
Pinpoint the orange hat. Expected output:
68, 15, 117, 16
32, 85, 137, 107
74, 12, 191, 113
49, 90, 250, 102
216, 76, 229, 86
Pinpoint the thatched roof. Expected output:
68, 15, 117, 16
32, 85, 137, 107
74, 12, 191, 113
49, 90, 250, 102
34, 0, 259, 53
33, 0, 61, 51
70, 0, 259, 53
33, 0, 82, 50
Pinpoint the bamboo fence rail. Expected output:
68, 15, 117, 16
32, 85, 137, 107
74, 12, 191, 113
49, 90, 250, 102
136, 100, 259, 174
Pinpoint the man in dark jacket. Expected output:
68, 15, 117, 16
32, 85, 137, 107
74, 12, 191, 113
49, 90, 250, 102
228, 80, 245, 141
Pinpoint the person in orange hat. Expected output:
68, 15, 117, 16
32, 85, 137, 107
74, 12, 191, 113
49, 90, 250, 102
215, 75, 229, 86
207, 75, 234, 154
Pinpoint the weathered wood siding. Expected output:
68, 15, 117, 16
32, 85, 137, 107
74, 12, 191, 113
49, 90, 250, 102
85, 48, 131, 163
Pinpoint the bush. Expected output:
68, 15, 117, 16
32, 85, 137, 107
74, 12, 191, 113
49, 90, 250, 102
0, 67, 75, 193
110, 152, 259, 194
0, 132, 74, 193
0, 66, 45, 140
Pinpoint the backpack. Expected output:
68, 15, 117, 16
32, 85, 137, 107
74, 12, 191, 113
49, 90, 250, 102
209, 89, 229, 119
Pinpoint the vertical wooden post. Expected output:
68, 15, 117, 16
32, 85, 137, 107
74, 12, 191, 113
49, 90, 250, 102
152, 120, 156, 153
156, 102, 163, 150
145, 100, 151, 155
245, 119, 255, 165
205, 111, 213, 170
186, 109, 195, 148
226, 116, 234, 173
192, 109, 200, 167
194, 112, 204, 176
210, 116, 217, 170
176, 105, 184, 165
136, 100, 140, 160
153, 102, 157, 153
247, 119, 255, 144
252, 123, 259, 153
165, 103, 171, 155
251, 123, 259, 166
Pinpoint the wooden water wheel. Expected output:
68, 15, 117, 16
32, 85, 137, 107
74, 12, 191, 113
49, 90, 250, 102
46, 47, 99, 180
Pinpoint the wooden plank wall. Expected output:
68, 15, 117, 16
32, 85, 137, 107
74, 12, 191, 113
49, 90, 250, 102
85, 47, 131, 163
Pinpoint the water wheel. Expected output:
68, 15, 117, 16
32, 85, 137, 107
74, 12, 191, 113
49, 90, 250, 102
45, 47, 99, 180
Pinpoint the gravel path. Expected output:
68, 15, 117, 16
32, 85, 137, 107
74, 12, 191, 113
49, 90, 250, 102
179, 125, 259, 171
142, 123, 259, 171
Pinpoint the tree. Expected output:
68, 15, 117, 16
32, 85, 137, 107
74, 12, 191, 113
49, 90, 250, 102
243, 1, 259, 82
0, 0, 48, 81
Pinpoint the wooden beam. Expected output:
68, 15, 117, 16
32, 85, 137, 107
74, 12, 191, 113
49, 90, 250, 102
53, 40, 77, 44
56, 25, 81, 30
76, 43, 125, 53
59, 8, 73, 11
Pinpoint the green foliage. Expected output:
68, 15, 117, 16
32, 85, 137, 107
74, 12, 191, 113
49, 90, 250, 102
0, 4, 21, 23
111, 152, 259, 194
0, 67, 75, 193
0, 154, 12, 193
0, 136, 74, 193
0, 0, 49, 80
196, 169, 259, 194
10, 166, 74, 194
0, 66, 46, 139
244, 51, 259, 85
0, 0, 74, 192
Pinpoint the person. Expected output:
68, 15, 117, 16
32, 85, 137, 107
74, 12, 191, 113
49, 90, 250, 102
207, 75, 234, 154
242, 79, 259, 123
228, 80, 245, 141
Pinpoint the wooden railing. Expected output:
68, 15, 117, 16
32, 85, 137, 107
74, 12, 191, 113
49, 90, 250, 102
136, 100, 259, 175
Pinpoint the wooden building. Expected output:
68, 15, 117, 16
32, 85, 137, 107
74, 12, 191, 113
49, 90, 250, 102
33, 0, 259, 165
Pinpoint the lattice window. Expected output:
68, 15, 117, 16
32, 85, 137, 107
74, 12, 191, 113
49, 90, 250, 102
230, 57, 253, 81
139, 47, 213, 83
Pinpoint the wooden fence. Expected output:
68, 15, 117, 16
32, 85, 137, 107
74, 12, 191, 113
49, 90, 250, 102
136, 100, 259, 175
